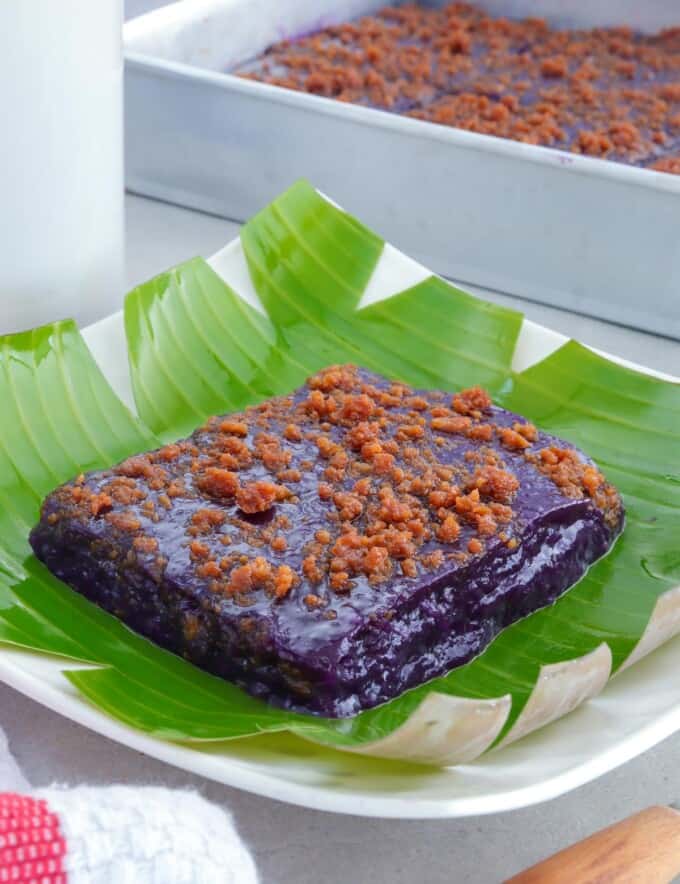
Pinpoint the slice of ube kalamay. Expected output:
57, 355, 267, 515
30, 365, 624, 718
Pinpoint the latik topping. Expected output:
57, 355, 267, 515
50, 364, 621, 608
237, 3, 680, 173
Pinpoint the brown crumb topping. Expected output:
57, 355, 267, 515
104, 511, 142, 533
236, 3, 680, 173
468, 465, 519, 503
650, 155, 680, 174
236, 480, 279, 514
190, 508, 226, 534
499, 428, 531, 450
529, 446, 622, 528
198, 468, 239, 499
50, 363, 621, 610
133, 535, 158, 554
90, 493, 113, 517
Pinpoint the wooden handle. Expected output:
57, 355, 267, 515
507, 806, 680, 884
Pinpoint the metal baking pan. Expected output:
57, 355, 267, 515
124, 0, 680, 340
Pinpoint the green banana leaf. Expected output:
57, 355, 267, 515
0, 180, 678, 756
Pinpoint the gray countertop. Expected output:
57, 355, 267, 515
2, 190, 679, 884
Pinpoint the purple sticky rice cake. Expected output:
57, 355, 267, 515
30, 365, 624, 718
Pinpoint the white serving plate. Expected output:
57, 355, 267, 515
1, 230, 678, 819
124, 0, 680, 340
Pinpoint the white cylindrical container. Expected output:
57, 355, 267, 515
0, 1, 124, 334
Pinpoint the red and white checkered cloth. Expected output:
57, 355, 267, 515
0, 792, 66, 883
0, 728, 258, 883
